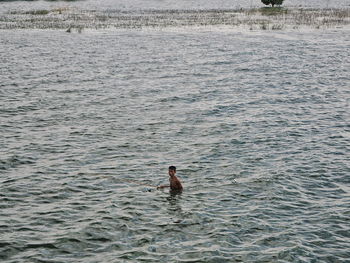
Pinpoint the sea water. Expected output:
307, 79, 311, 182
1, 1, 349, 262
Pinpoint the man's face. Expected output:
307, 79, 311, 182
168, 169, 176, 177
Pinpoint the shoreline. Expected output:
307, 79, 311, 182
1, 7, 350, 31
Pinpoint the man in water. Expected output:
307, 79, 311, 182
157, 166, 183, 191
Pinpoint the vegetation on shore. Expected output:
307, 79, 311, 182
261, 0, 284, 8
14, 7, 70, 15
1, 7, 349, 31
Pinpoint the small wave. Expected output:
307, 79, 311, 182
25, 243, 58, 250
0, 155, 36, 171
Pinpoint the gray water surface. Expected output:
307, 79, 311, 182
1, 3, 350, 263
1, 0, 350, 12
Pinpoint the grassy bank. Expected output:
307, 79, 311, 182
1, 7, 349, 30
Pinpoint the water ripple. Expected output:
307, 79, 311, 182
1, 17, 350, 263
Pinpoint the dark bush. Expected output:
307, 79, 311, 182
261, 0, 284, 7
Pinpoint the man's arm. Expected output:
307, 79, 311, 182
157, 185, 170, 189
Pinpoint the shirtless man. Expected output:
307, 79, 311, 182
157, 166, 183, 191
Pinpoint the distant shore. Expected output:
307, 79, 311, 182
1, 7, 349, 30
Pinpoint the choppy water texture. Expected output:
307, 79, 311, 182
1, 1, 350, 263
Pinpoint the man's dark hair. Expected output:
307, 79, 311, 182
169, 166, 176, 171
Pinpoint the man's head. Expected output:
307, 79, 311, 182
168, 166, 176, 177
